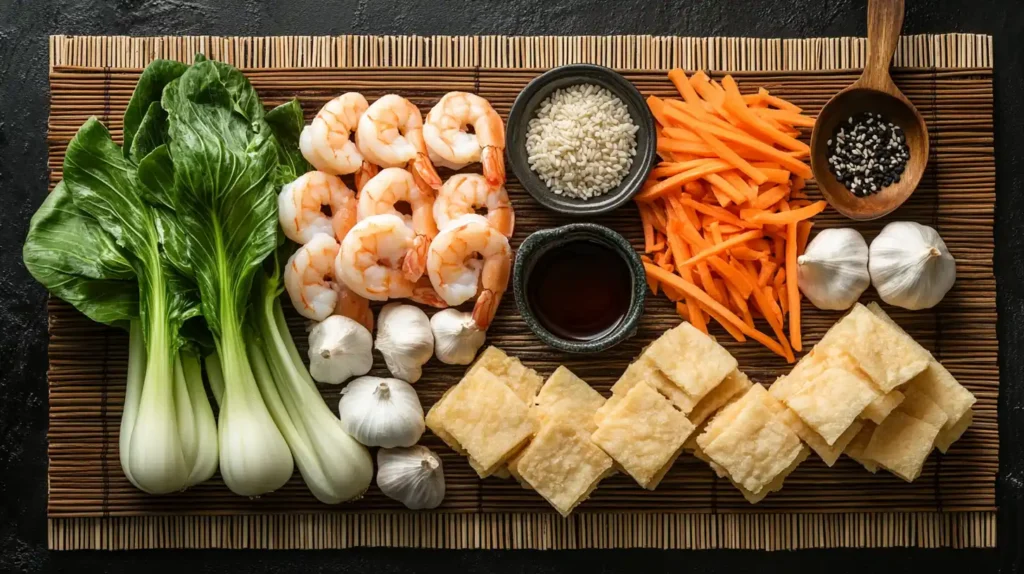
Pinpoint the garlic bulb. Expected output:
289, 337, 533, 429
308, 315, 373, 384
869, 221, 956, 310
377, 446, 445, 510
796, 228, 870, 310
375, 303, 434, 383
338, 376, 425, 447
430, 309, 486, 365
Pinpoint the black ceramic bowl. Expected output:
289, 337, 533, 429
513, 223, 646, 353
505, 64, 657, 216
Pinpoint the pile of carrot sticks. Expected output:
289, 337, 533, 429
637, 69, 824, 363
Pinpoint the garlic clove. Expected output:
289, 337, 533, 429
376, 446, 445, 510
308, 315, 373, 384
869, 221, 956, 310
796, 228, 871, 311
430, 308, 486, 365
375, 303, 434, 383
338, 376, 425, 448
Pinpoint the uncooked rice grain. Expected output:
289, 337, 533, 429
525, 84, 638, 200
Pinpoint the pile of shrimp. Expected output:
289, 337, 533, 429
278, 91, 516, 335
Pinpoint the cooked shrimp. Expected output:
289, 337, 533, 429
333, 283, 375, 332
285, 233, 343, 321
434, 173, 514, 237
278, 171, 357, 244
336, 214, 447, 307
427, 214, 511, 330
300, 93, 369, 176
423, 92, 506, 186
357, 167, 438, 281
356, 94, 442, 191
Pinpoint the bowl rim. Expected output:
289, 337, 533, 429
512, 222, 646, 353
505, 64, 657, 216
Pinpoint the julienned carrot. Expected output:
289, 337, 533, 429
703, 173, 747, 204
665, 218, 706, 334
707, 257, 754, 298
680, 229, 763, 268
702, 300, 747, 343
786, 221, 801, 352
731, 246, 768, 261
796, 221, 813, 254
754, 107, 817, 127
721, 76, 810, 154
639, 204, 656, 252
760, 88, 804, 113
757, 260, 777, 288
635, 160, 731, 202
748, 201, 827, 225
645, 263, 789, 359
668, 68, 704, 107
660, 96, 769, 184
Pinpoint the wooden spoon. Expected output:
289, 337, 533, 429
809, 0, 929, 221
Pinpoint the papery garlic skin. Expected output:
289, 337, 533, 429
338, 377, 425, 448
796, 228, 870, 310
430, 309, 486, 365
308, 315, 373, 384
377, 446, 445, 510
869, 221, 956, 310
375, 303, 434, 383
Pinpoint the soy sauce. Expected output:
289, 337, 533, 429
526, 241, 632, 341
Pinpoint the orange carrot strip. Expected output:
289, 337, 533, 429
701, 299, 747, 343
731, 246, 768, 261
703, 173, 747, 204
721, 76, 810, 154
678, 195, 760, 230
697, 262, 725, 306
679, 203, 702, 231
645, 262, 789, 358
656, 138, 719, 157
749, 285, 795, 363
662, 125, 703, 142
747, 238, 772, 252
717, 223, 744, 234
707, 257, 754, 298
680, 230, 763, 268
660, 101, 769, 185
708, 185, 732, 208
651, 240, 666, 253
646, 275, 659, 296
773, 235, 786, 263
675, 301, 690, 321
755, 168, 792, 184
748, 201, 827, 225
668, 68, 705, 107
757, 260, 777, 288
636, 160, 732, 202
646, 95, 673, 128
786, 221, 801, 351
684, 181, 707, 201
753, 107, 816, 127
709, 221, 723, 245
778, 283, 789, 315
638, 204, 656, 252
796, 221, 814, 255
650, 202, 669, 232
665, 218, 706, 333
761, 89, 804, 113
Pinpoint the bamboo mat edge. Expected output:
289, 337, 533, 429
50, 33, 992, 71
46, 33, 996, 551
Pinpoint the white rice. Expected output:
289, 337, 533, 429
525, 84, 639, 200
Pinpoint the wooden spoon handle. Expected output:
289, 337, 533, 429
860, 0, 904, 91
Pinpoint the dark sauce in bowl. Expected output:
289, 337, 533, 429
525, 241, 632, 341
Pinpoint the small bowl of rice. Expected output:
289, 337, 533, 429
506, 64, 656, 216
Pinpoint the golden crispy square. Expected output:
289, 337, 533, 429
688, 369, 754, 427
731, 447, 809, 504
866, 303, 976, 429
591, 382, 695, 490
935, 408, 973, 453
784, 364, 879, 445
531, 366, 606, 433
816, 304, 929, 392
778, 409, 862, 467
844, 422, 880, 473
642, 322, 737, 403
442, 368, 535, 477
862, 411, 941, 482
466, 346, 544, 404
592, 394, 621, 428
697, 385, 806, 495
611, 355, 696, 413
425, 387, 467, 454
860, 390, 905, 424
898, 387, 950, 431
512, 421, 614, 516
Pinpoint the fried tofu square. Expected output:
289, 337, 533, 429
688, 369, 754, 427
844, 422, 880, 473
732, 447, 810, 504
509, 421, 614, 516
642, 322, 737, 403
784, 363, 879, 446
816, 303, 930, 393
532, 366, 606, 433
611, 356, 696, 414
861, 410, 941, 482
425, 386, 467, 454
466, 346, 544, 404
860, 390, 905, 424
935, 408, 973, 453
697, 385, 807, 496
591, 382, 695, 490
441, 368, 534, 477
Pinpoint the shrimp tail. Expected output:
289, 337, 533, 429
471, 289, 501, 331
334, 286, 375, 332
408, 279, 448, 309
354, 161, 379, 195
410, 153, 443, 191
481, 146, 506, 188
401, 235, 430, 282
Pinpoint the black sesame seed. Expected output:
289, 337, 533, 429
826, 112, 908, 197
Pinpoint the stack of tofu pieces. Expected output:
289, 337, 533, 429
761, 302, 976, 482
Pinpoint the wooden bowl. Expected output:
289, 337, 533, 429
809, 0, 929, 221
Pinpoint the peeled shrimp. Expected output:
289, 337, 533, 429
434, 173, 514, 237
278, 171, 357, 244
301, 93, 369, 176
423, 92, 506, 187
285, 233, 344, 322
356, 94, 442, 191
357, 167, 438, 281
427, 214, 511, 330
336, 214, 447, 307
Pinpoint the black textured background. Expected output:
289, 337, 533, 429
1, 1, 1022, 572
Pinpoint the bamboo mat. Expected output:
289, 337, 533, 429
45, 34, 996, 550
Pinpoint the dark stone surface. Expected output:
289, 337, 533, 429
1, 0, 1021, 572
